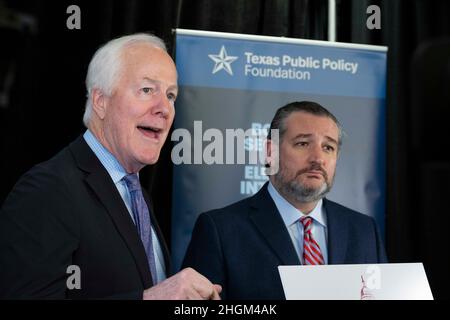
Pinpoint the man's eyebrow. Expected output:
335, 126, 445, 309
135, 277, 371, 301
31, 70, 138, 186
291, 133, 338, 145
169, 84, 178, 93
324, 135, 339, 145
292, 133, 312, 140
142, 77, 157, 83
142, 77, 178, 92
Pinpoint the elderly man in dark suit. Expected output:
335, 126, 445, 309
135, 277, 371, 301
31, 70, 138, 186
0, 33, 221, 300
183, 101, 387, 300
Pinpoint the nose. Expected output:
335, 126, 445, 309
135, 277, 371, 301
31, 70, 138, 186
308, 144, 325, 165
151, 91, 173, 119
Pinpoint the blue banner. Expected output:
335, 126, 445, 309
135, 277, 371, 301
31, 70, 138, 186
172, 29, 387, 271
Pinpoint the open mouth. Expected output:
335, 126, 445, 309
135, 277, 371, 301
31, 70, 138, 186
137, 125, 163, 140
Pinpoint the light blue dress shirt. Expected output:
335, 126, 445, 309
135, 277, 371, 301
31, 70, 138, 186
267, 181, 328, 264
83, 130, 166, 283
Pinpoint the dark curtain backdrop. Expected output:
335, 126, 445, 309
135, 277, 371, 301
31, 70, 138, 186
1, 0, 449, 299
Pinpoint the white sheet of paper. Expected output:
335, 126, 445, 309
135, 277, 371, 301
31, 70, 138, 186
278, 263, 433, 300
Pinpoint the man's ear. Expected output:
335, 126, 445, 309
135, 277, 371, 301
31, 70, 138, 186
91, 88, 108, 120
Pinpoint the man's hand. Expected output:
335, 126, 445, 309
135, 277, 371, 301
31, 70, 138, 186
142, 267, 222, 300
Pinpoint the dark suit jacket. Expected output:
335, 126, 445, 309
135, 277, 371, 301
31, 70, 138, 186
183, 182, 387, 300
0, 136, 171, 299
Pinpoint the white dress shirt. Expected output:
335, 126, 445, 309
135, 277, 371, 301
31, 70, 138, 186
83, 130, 167, 283
267, 181, 328, 264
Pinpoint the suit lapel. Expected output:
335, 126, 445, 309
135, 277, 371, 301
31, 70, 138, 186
69, 136, 153, 288
324, 198, 349, 264
248, 183, 301, 266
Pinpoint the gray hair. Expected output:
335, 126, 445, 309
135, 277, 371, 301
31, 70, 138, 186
267, 101, 344, 148
83, 33, 167, 127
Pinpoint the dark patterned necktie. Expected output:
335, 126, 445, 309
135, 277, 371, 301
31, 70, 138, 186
123, 173, 157, 284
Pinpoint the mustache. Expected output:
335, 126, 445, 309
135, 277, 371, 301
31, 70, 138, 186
295, 163, 328, 180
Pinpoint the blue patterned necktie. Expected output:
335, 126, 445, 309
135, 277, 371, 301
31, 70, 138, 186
123, 173, 157, 284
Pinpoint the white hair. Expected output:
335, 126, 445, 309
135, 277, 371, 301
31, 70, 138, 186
83, 33, 167, 127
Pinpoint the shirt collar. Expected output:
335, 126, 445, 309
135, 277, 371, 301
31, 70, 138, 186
267, 181, 327, 228
83, 129, 128, 184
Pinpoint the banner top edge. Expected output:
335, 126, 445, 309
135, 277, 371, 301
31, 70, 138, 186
175, 28, 388, 53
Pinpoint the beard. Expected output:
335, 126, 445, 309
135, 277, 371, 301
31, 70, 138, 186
273, 162, 334, 203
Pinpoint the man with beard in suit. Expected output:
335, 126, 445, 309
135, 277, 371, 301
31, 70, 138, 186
183, 101, 387, 299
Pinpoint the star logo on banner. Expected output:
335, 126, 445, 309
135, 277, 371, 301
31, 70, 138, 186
208, 46, 238, 75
